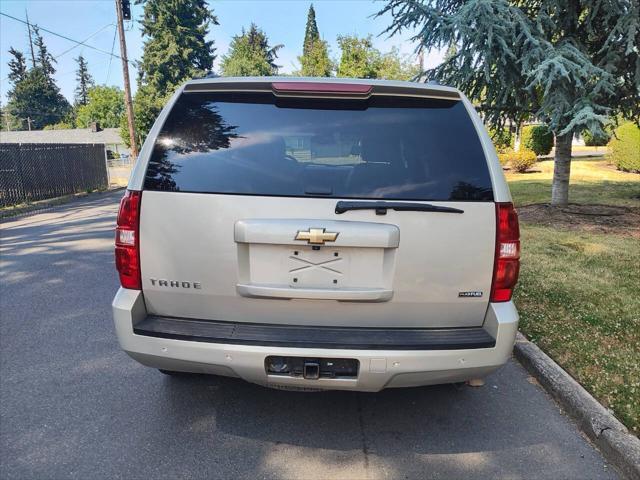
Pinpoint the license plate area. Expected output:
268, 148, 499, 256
265, 356, 359, 379
243, 244, 389, 291
288, 247, 348, 288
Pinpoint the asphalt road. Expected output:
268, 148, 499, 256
0, 191, 618, 480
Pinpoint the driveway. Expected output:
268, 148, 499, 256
0, 191, 618, 479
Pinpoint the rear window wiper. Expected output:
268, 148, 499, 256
335, 201, 464, 215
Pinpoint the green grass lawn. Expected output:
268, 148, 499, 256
507, 158, 640, 206
508, 158, 640, 435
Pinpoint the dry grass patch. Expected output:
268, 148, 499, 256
517, 204, 639, 237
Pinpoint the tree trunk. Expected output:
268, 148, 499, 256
551, 133, 573, 206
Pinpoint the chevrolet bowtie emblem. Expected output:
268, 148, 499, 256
295, 228, 339, 245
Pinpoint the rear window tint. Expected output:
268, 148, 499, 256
143, 92, 493, 201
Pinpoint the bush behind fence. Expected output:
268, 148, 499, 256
0, 143, 108, 207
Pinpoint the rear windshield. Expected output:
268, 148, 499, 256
143, 91, 493, 201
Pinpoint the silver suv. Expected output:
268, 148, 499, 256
112, 77, 520, 391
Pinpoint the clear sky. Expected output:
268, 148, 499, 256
0, 0, 445, 104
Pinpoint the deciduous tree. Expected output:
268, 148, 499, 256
121, 84, 166, 149
336, 35, 379, 79
376, 46, 419, 81
76, 86, 125, 129
336, 36, 418, 81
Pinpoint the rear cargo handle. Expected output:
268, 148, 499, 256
237, 284, 393, 302
335, 201, 464, 215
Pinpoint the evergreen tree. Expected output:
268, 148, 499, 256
131, 0, 218, 147
74, 55, 94, 106
303, 4, 319, 57
246, 24, 281, 71
137, 0, 217, 93
298, 4, 331, 77
336, 35, 379, 79
6, 69, 71, 129
298, 39, 332, 77
220, 24, 283, 76
379, 0, 640, 206
5, 33, 71, 130
1, 103, 8, 131
32, 26, 56, 77
7, 48, 27, 84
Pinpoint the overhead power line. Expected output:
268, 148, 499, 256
105, 24, 118, 84
54, 22, 114, 60
0, 11, 135, 66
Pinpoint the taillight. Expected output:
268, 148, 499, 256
491, 202, 520, 302
115, 190, 142, 289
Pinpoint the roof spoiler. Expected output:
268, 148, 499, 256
183, 80, 460, 101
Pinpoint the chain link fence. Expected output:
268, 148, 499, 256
0, 143, 108, 207
106, 154, 134, 187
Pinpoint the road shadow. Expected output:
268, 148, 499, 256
126, 364, 612, 479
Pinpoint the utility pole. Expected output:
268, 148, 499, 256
115, 0, 138, 159
25, 9, 36, 68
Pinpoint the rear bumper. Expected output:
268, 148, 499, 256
112, 288, 519, 392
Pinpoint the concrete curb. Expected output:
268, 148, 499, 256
514, 332, 640, 480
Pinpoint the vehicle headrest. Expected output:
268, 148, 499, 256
360, 134, 400, 164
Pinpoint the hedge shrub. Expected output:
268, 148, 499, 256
521, 125, 554, 156
497, 150, 510, 166
488, 127, 514, 153
582, 129, 610, 147
499, 148, 537, 172
608, 123, 640, 173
